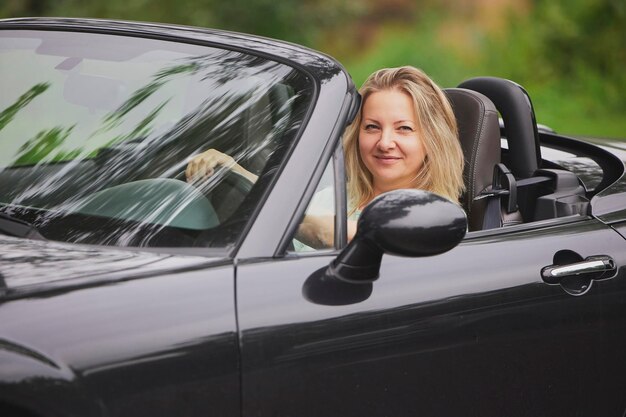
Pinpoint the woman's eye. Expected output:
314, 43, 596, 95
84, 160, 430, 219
399, 125, 414, 132
363, 124, 379, 131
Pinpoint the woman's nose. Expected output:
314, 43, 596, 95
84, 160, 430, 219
377, 128, 396, 150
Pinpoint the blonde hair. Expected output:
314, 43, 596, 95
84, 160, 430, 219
344, 66, 465, 210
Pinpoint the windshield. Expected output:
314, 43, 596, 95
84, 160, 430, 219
0, 29, 313, 249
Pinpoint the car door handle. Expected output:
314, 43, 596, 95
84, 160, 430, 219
541, 256, 616, 284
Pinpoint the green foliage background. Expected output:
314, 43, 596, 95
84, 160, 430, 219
2, 0, 624, 138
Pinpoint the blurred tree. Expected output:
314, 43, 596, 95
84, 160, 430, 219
1, 0, 623, 136
0, 0, 357, 46
536, 0, 625, 78
210, 0, 357, 46
2, 0, 215, 28
1, 0, 50, 17
490, 0, 626, 110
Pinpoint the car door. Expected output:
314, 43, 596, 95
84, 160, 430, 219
237, 162, 626, 417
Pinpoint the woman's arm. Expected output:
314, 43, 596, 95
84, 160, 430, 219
295, 215, 358, 249
187, 150, 358, 248
296, 214, 334, 249
347, 219, 357, 242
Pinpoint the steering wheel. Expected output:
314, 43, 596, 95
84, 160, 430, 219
174, 165, 254, 223
69, 178, 221, 230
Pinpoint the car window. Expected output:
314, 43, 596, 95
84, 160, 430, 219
0, 30, 314, 249
292, 158, 335, 252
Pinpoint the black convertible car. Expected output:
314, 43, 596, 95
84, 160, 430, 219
1, 18, 625, 417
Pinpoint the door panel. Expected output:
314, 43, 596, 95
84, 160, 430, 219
237, 219, 626, 417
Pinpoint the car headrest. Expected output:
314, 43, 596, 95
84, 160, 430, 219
457, 77, 541, 179
445, 88, 500, 229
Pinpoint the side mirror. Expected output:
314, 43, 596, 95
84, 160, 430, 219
327, 189, 467, 283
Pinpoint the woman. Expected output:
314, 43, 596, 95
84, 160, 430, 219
345, 66, 464, 213
186, 66, 465, 248
296, 66, 465, 248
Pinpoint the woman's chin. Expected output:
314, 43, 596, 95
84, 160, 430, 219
372, 176, 416, 191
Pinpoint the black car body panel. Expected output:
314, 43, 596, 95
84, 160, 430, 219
0, 17, 626, 417
0, 261, 239, 416
0, 235, 228, 298
238, 218, 626, 417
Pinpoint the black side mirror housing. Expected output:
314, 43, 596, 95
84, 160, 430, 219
327, 189, 467, 283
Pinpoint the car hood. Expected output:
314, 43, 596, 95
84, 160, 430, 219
0, 235, 229, 300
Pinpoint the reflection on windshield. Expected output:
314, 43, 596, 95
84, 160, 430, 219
0, 30, 313, 248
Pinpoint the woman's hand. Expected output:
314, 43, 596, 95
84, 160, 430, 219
185, 149, 258, 183
186, 149, 235, 183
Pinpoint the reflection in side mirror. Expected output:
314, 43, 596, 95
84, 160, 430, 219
327, 189, 467, 284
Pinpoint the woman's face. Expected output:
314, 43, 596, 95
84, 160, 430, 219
358, 89, 426, 194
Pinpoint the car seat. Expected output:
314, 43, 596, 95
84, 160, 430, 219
457, 77, 589, 223
445, 88, 522, 230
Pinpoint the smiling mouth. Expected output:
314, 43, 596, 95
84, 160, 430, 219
373, 155, 401, 166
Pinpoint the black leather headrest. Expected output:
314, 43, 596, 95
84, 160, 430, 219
458, 77, 541, 179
